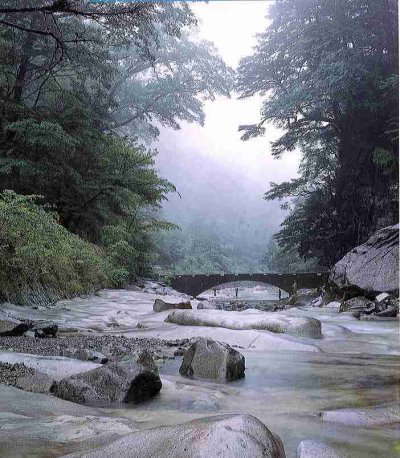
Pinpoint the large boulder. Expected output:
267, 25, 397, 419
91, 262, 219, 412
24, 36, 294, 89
51, 350, 162, 405
15, 371, 54, 393
61, 414, 286, 458
179, 338, 245, 382
166, 309, 322, 339
153, 298, 192, 312
330, 224, 399, 294
321, 402, 400, 427
0, 385, 136, 457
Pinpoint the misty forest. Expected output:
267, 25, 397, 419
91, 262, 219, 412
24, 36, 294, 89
0, 1, 398, 458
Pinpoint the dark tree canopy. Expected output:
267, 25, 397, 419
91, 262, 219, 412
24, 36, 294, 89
238, 0, 398, 267
0, 1, 233, 292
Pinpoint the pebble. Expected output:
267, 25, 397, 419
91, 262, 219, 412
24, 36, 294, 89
0, 362, 34, 386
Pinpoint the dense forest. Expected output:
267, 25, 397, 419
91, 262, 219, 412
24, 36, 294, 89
0, 0, 398, 303
237, 0, 398, 267
0, 1, 232, 303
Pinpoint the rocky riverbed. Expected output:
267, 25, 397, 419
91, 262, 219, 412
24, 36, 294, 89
0, 282, 398, 457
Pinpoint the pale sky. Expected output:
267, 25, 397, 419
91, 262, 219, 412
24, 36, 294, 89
156, 1, 299, 231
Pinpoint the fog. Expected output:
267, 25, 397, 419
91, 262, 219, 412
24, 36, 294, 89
155, 2, 300, 271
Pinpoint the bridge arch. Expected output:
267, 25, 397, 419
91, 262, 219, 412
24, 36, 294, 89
169, 272, 328, 298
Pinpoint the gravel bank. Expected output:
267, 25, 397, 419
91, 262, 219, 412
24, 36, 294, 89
0, 362, 34, 386
0, 335, 190, 361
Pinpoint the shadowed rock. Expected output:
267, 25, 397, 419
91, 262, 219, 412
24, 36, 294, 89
15, 371, 54, 393
32, 321, 58, 338
153, 298, 192, 312
52, 350, 162, 405
0, 312, 32, 336
179, 337, 245, 381
61, 414, 286, 458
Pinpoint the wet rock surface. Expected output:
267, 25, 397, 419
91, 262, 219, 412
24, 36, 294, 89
62, 414, 286, 458
14, 371, 54, 393
52, 350, 162, 405
166, 309, 322, 339
321, 402, 400, 427
297, 440, 345, 458
179, 337, 245, 382
153, 298, 192, 312
330, 224, 399, 294
0, 385, 136, 457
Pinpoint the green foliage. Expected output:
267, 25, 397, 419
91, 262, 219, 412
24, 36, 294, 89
262, 239, 318, 273
238, 0, 398, 266
0, 2, 233, 296
0, 191, 112, 306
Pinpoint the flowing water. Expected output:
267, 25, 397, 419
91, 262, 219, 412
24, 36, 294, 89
2, 287, 399, 457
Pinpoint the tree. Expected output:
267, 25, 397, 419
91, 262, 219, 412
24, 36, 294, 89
111, 30, 233, 140
237, 0, 398, 266
262, 238, 320, 273
0, 1, 233, 282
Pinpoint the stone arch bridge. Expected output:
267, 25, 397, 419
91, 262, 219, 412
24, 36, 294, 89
169, 272, 329, 298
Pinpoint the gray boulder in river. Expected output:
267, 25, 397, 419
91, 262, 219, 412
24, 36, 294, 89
62, 414, 286, 458
52, 349, 162, 405
330, 224, 399, 294
166, 309, 322, 339
153, 298, 192, 312
179, 337, 245, 381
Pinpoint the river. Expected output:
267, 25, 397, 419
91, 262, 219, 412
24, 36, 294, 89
1, 286, 399, 457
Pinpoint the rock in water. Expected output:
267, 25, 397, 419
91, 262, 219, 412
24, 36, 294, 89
330, 224, 399, 294
339, 296, 374, 313
0, 312, 31, 337
15, 371, 54, 393
153, 298, 192, 312
321, 402, 400, 427
52, 350, 162, 405
61, 414, 286, 458
297, 440, 344, 458
179, 337, 245, 382
376, 292, 390, 303
32, 321, 58, 338
166, 309, 322, 339
197, 300, 217, 310
64, 348, 108, 364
